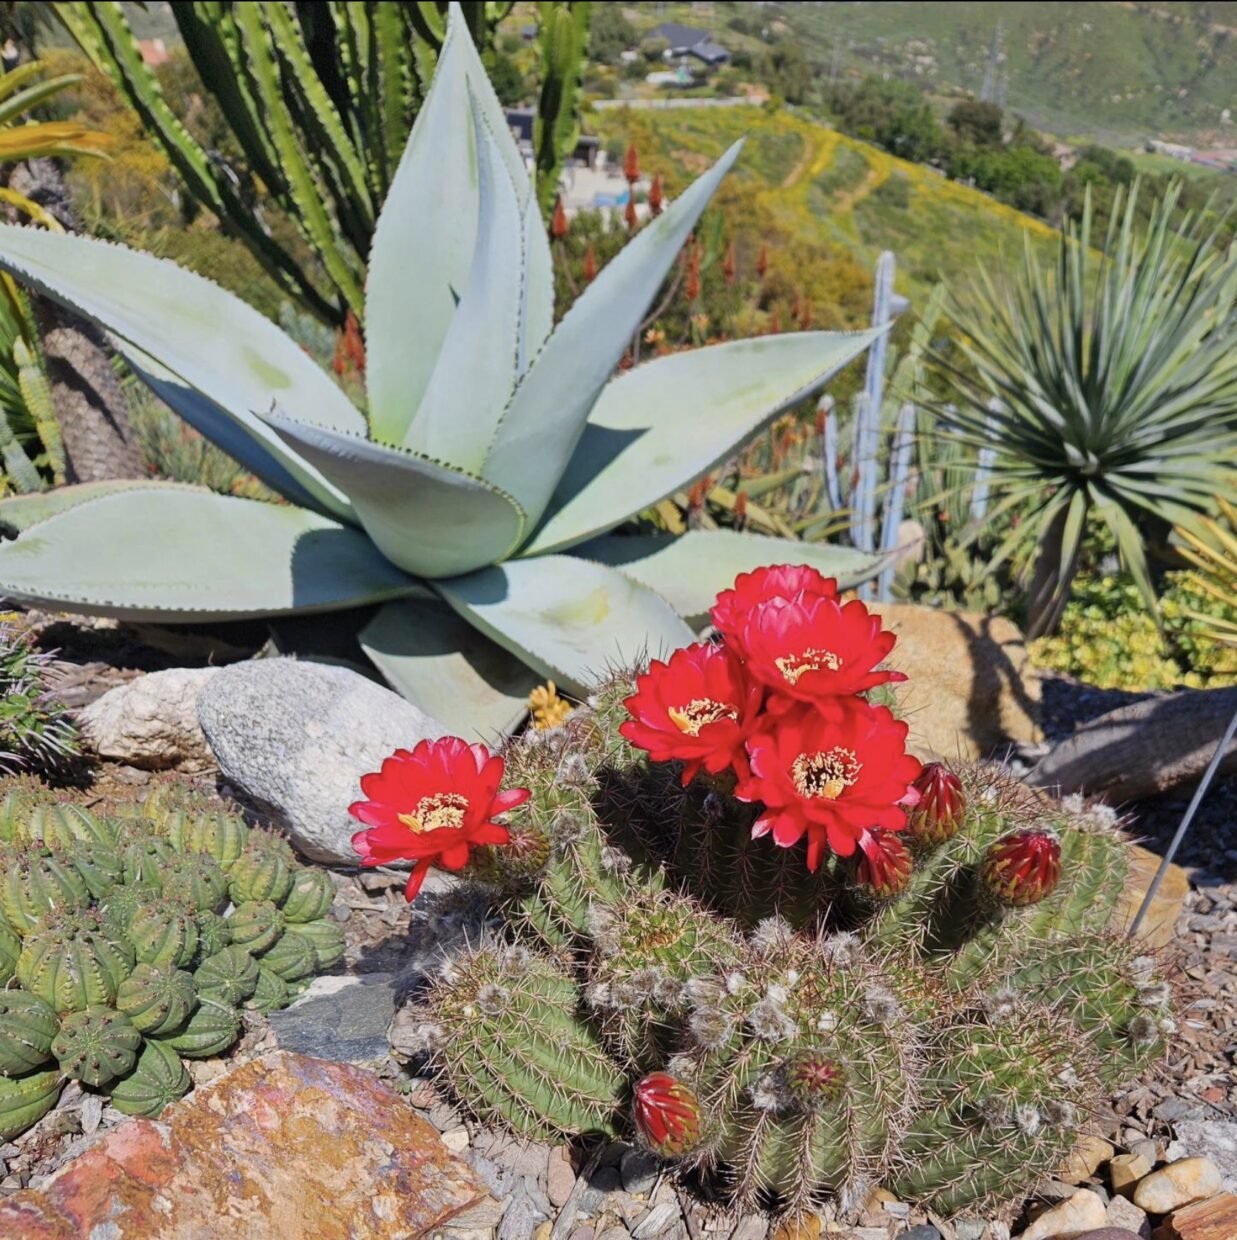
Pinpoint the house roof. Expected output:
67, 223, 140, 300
651, 22, 713, 48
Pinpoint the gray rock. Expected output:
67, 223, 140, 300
267, 973, 396, 1063
1168, 1118, 1237, 1190
579, 1165, 623, 1214
896, 1228, 942, 1240
197, 659, 446, 864
620, 1148, 660, 1196
81, 666, 220, 769
498, 1184, 543, 1240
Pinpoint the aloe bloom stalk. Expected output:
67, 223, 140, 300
0, 6, 884, 738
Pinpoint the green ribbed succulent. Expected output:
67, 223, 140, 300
0, 779, 343, 1137
410, 674, 1173, 1219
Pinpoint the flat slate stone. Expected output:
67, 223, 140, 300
0, 1051, 490, 1238
267, 972, 397, 1064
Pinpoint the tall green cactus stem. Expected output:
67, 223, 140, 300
423, 941, 626, 1141
533, 2, 592, 218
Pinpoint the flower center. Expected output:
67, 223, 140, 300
775, 648, 842, 685
399, 792, 469, 834
791, 748, 862, 800
668, 698, 738, 736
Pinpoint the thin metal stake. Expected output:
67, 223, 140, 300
1129, 704, 1237, 937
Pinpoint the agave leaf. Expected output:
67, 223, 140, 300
361, 598, 540, 740
0, 485, 415, 621
262, 411, 526, 578
572, 531, 888, 625
0, 480, 162, 536
0, 225, 363, 438
522, 330, 882, 556
483, 140, 745, 529
123, 345, 353, 523
366, 3, 530, 443
402, 105, 524, 470
436, 555, 693, 696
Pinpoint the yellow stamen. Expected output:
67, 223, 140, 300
668, 698, 738, 736
776, 648, 842, 685
792, 748, 862, 800
528, 681, 573, 730
399, 792, 469, 834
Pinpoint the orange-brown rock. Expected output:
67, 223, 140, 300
1113, 843, 1191, 950
1152, 1193, 1237, 1240
0, 1051, 490, 1238
866, 603, 1042, 761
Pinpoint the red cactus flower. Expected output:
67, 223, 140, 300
757, 241, 769, 278
551, 195, 569, 240
739, 594, 906, 705
981, 830, 1061, 907
582, 243, 598, 283
906, 762, 966, 847
625, 195, 638, 232
738, 698, 922, 871
854, 827, 914, 898
350, 738, 529, 902
710, 564, 838, 647
624, 142, 640, 183
621, 642, 762, 785
633, 1073, 702, 1157
649, 173, 664, 216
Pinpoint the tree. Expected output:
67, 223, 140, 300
588, 3, 634, 64
760, 42, 811, 105
489, 51, 525, 105
947, 97, 1003, 147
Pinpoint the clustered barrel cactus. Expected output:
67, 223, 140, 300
397, 568, 1172, 1219
0, 781, 342, 1140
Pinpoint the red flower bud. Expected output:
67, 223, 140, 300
854, 828, 913, 899
649, 173, 664, 216
783, 1049, 847, 1109
981, 830, 1061, 907
551, 195, 569, 240
582, 243, 598, 283
905, 762, 966, 847
633, 1073, 702, 1157
624, 142, 640, 183
625, 196, 638, 232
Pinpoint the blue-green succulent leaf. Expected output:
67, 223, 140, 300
402, 105, 524, 470
0, 225, 363, 436
435, 554, 693, 696
482, 140, 745, 529
0, 481, 147, 536
0, 485, 415, 621
572, 531, 888, 624
360, 598, 539, 740
520, 181, 554, 378
366, 3, 531, 444
522, 330, 882, 555
263, 411, 526, 578
123, 345, 353, 523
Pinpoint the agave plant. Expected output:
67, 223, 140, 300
0, 8, 882, 738
941, 184, 1237, 639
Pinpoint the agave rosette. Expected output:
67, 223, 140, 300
0, 7, 883, 736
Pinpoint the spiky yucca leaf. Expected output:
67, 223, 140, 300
941, 184, 1237, 638
1176, 499, 1237, 648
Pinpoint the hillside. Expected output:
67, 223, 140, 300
645, 1, 1236, 146
588, 102, 1059, 315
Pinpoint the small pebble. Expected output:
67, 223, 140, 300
895, 1227, 942, 1240
770, 1216, 821, 1240
1127, 1140, 1158, 1167
953, 1221, 986, 1240
547, 1145, 576, 1209
1017, 1188, 1107, 1240
441, 1127, 470, 1154
1104, 1193, 1149, 1237
1131, 1157, 1220, 1214
619, 1148, 660, 1196
1063, 1136, 1116, 1184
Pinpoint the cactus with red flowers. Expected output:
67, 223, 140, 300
397, 568, 1171, 1218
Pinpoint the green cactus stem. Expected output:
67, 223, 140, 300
106, 1039, 192, 1117
116, 962, 198, 1036
0, 989, 57, 1075
0, 1067, 62, 1138
52, 1005, 142, 1086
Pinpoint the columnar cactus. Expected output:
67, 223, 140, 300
0, 778, 344, 1138
403, 570, 1173, 1219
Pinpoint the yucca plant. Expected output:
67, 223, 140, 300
1176, 498, 1237, 649
941, 184, 1237, 639
58, 0, 591, 326
0, 7, 883, 738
